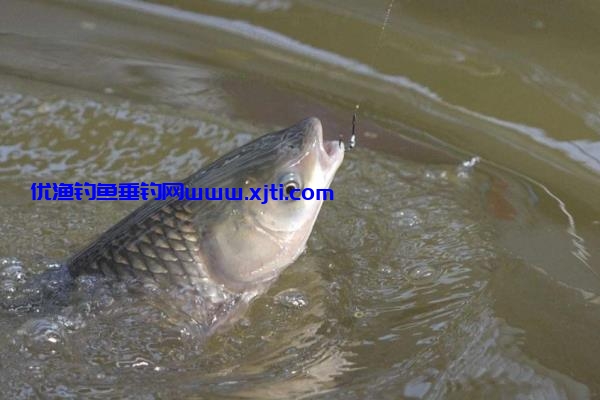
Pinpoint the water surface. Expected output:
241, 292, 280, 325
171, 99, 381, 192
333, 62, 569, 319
1, 0, 599, 398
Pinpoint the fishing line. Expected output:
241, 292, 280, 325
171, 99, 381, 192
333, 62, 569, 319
374, 0, 396, 62
344, 0, 396, 150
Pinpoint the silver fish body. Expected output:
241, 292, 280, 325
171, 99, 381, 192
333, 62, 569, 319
66, 117, 344, 331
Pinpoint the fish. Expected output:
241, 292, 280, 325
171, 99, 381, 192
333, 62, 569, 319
61, 117, 344, 332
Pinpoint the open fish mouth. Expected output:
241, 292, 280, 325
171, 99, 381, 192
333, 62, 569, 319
299, 117, 345, 185
323, 139, 344, 168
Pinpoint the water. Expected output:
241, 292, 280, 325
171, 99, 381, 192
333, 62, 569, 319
1, 0, 600, 398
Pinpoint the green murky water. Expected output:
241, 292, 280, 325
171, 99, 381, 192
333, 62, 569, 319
1, 0, 600, 398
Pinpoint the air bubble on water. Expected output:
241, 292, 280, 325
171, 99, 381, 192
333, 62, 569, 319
405, 265, 439, 286
94, 292, 115, 309
392, 210, 421, 227
423, 170, 435, 180
179, 326, 191, 337
423, 169, 448, 181
116, 357, 153, 368
0, 258, 28, 301
462, 156, 481, 168
17, 318, 66, 354
27, 363, 42, 373
0, 258, 26, 280
328, 281, 341, 294
457, 156, 481, 178
132, 360, 149, 368
379, 265, 393, 274
274, 289, 308, 309
56, 313, 85, 332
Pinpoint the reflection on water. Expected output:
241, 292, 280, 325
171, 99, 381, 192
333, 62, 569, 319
1, 0, 600, 398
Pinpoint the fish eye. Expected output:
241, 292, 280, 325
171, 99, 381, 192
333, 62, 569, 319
278, 173, 302, 197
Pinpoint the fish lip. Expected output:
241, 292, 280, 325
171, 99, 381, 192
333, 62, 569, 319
322, 138, 345, 178
299, 117, 344, 163
308, 117, 345, 175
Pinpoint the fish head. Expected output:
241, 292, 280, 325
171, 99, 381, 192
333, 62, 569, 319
201, 117, 344, 291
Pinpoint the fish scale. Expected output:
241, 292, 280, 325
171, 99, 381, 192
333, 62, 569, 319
71, 202, 212, 287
